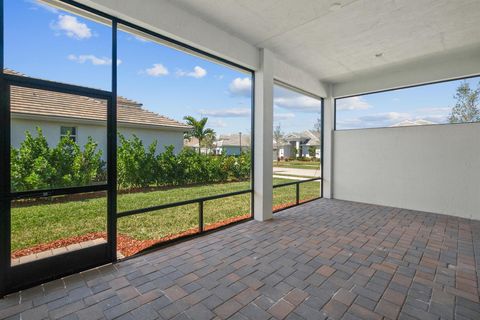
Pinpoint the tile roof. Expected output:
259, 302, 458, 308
216, 133, 251, 147
6, 69, 191, 130
390, 119, 435, 127
282, 130, 321, 146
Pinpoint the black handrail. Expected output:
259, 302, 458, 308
273, 177, 321, 188
117, 189, 253, 218
10, 184, 109, 200
273, 177, 322, 211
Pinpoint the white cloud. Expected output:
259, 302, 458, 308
274, 96, 321, 112
214, 75, 224, 80
68, 54, 121, 66
145, 64, 169, 77
274, 113, 295, 121
26, 0, 58, 13
201, 108, 251, 118
229, 77, 252, 97
209, 119, 227, 128
416, 107, 450, 113
336, 96, 372, 111
337, 105, 452, 129
51, 15, 92, 40
134, 35, 149, 43
176, 66, 207, 79
359, 112, 409, 122
413, 107, 450, 123
337, 112, 411, 129
418, 115, 447, 123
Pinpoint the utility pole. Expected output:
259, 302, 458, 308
239, 132, 242, 154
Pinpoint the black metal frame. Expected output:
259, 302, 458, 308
117, 190, 253, 240
0, 0, 255, 296
333, 74, 480, 131
0, 76, 115, 294
321, 98, 325, 197
272, 81, 325, 201
272, 178, 322, 213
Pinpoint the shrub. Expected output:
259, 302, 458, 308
117, 134, 157, 188
12, 130, 251, 191
11, 127, 104, 191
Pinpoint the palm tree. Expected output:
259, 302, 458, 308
183, 116, 216, 154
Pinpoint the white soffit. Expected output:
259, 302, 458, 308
169, 0, 480, 84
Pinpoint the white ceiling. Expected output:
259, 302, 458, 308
167, 0, 480, 84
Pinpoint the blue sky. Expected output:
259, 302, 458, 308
5, 0, 322, 136
9, 1, 474, 134
336, 77, 480, 130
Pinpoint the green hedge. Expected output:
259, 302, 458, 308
11, 128, 251, 191
11, 128, 104, 191
117, 133, 250, 188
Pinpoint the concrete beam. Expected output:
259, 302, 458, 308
77, 0, 258, 70
333, 45, 480, 98
274, 58, 329, 98
78, 0, 326, 98
254, 49, 274, 221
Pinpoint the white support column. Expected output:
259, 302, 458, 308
254, 48, 274, 221
323, 84, 335, 199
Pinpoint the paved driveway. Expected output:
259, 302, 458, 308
273, 167, 321, 178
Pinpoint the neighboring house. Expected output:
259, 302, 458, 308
273, 138, 292, 159
183, 137, 213, 155
274, 130, 321, 159
390, 119, 436, 127
214, 133, 250, 156
9, 70, 191, 158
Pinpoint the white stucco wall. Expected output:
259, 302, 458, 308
333, 123, 480, 220
118, 126, 184, 155
11, 118, 184, 159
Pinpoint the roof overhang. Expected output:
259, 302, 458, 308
11, 112, 192, 132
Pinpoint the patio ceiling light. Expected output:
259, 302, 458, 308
329, 2, 342, 11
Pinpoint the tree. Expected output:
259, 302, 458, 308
448, 81, 480, 123
313, 117, 322, 135
273, 123, 284, 162
202, 132, 216, 152
183, 116, 216, 154
308, 146, 316, 158
291, 147, 298, 160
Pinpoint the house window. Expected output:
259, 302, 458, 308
60, 126, 77, 142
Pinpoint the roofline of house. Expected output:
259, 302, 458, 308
11, 112, 192, 132
218, 144, 251, 147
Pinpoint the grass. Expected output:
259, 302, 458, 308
274, 160, 321, 170
11, 178, 321, 252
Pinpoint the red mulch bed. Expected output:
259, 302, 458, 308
11, 232, 106, 259
204, 213, 251, 231
272, 198, 317, 212
11, 214, 252, 259
273, 202, 296, 212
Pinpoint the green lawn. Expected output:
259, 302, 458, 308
11, 178, 321, 252
274, 160, 321, 170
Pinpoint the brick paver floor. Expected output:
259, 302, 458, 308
1, 199, 480, 319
